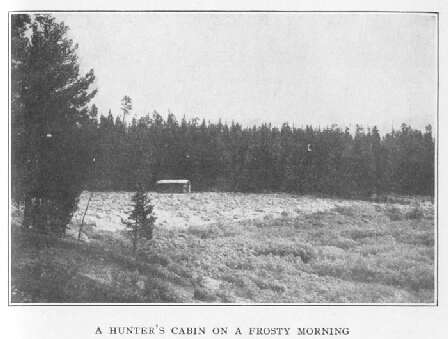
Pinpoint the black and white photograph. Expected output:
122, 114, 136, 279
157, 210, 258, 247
9, 11, 437, 305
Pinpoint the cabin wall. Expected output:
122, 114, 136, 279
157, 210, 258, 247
156, 183, 190, 193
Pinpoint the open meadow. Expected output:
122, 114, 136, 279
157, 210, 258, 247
11, 192, 435, 303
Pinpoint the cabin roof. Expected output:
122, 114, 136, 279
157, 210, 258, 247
156, 179, 190, 184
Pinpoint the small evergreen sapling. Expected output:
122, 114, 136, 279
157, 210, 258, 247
122, 185, 156, 256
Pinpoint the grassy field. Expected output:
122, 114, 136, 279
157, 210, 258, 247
11, 193, 435, 303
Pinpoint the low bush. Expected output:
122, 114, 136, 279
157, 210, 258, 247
326, 235, 358, 250
142, 278, 181, 303
188, 224, 223, 239
333, 205, 356, 217
251, 277, 286, 293
312, 257, 379, 285
392, 229, 434, 247
167, 263, 194, 280
193, 287, 218, 302
405, 205, 424, 220
385, 206, 403, 221
221, 272, 247, 287
215, 290, 235, 303
254, 243, 315, 263
225, 257, 255, 270
345, 228, 384, 241
145, 253, 171, 266
11, 254, 79, 302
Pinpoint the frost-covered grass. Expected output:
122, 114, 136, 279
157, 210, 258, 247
11, 193, 434, 303
71, 192, 369, 231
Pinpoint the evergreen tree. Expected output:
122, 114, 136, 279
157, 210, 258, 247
11, 14, 32, 207
121, 95, 132, 125
122, 185, 156, 256
11, 14, 97, 235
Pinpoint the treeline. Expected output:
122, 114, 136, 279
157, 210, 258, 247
87, 109, 435, 197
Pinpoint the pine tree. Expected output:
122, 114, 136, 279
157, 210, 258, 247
11, 14, 97, 235
11, 14, 31, 208
122, 185, 156, 256
121, 95, 132, 125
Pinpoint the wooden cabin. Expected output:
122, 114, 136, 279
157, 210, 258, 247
155, 179, 191, 193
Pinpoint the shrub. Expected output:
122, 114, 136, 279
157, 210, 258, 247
327, 236, 357, 249
12, 256, 79, 302
221, 273, 247, 287
251, 277, 286, 293
393, 230, 434, 247
405, 205, 424, 220
345, 228, 384, 241
193, 287, 218, 302
312, 257, 378, 284
333, 205, 356, 217
254, 243, 316, 263
188, 224, 222, 239
146, 253, 171, 266
216, 290, 235, 303
385, 206, 403, 221
225, 257, 255, 270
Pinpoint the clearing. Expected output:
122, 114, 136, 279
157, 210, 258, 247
11, 192, 435, 303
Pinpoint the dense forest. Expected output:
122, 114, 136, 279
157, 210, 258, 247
86, 107, 435, 197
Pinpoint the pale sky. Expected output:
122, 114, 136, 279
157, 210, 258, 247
55, 12, 437, 132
